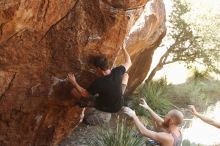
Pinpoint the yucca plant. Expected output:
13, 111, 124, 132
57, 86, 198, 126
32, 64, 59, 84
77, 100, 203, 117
129, 79, 172, 117
88, 118, 145, 146
192, 68, 209, 80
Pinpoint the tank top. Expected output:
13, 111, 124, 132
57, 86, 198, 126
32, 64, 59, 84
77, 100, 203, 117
171, 132, 182, 146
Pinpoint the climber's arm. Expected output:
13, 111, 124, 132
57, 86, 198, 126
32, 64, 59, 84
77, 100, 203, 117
67, 73, 89, 97
121, 41, 132, 71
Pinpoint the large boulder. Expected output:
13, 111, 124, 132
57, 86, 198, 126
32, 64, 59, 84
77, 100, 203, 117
0, 0, 166, 145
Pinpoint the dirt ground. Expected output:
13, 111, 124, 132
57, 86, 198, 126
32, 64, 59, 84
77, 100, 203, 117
58, 114, 120, 146
58, 123, 99, 146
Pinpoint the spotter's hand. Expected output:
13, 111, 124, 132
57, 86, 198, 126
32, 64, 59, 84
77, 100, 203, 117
188, 105, 198, 115
139, 98, 150, 110
123, 107, 136, 118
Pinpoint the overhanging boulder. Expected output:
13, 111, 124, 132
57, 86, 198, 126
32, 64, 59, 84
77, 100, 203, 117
0, 0, 166, 145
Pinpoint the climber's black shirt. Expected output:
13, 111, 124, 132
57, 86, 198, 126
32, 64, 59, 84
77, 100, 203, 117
87, 65, 126, 113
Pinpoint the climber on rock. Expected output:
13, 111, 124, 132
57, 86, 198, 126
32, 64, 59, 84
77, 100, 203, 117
123, 98, 183, 146
67, 41, 132, 113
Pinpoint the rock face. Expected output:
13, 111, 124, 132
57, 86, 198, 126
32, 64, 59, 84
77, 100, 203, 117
0, 0, 166, 145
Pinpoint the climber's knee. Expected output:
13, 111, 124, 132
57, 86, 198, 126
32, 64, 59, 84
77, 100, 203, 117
122, 73, 129, 85
122, 73, 129, 94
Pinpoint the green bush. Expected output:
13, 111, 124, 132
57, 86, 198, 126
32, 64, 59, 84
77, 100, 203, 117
189, 68, 209, 82
165, 79, 220, 109
88, 118, 145, 146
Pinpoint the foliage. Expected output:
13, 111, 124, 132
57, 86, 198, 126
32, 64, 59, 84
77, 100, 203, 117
184, 0, 220, 74
88, 118, 145, 146
129, 79, 172, 117
165, 79, 220, 110
146, 0, 220, 82
191, 68, 209, 81
167, 0, 203, 64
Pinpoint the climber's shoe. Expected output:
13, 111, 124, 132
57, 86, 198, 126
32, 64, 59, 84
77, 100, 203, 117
75, 97, 95, 108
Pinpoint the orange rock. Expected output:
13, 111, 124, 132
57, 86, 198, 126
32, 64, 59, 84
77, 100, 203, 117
0, 0, 166, 145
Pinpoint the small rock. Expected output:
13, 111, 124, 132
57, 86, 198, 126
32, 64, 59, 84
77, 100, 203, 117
84, 108, 111, 125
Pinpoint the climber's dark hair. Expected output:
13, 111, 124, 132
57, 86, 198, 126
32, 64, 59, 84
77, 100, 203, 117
94, 56, 109, 70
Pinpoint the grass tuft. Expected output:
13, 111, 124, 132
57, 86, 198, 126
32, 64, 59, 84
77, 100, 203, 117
88, 118, 145, 146
128, 78, 172, 117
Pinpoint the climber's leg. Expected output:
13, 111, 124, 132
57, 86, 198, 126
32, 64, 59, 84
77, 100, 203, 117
122, 73, 129, 94
71, 88, 95, 107
92, 73, 129, 113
